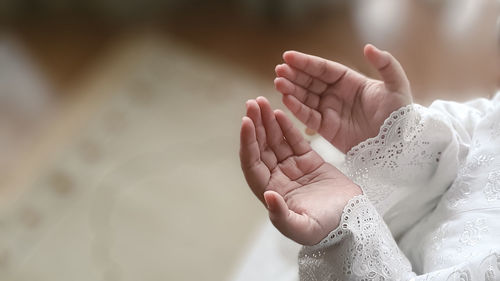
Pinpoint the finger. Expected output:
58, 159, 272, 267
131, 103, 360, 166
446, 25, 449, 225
274, 77, 306, 101
240, 117, 270, 203
274, 77, 320, 110
282, 94, 322, 132
274, 110, 311, 155
245, 99, 266, 149
363, 44, 409, 93
275, 64, 328, 94
264, 191, 320, 245
239, 116, 261, 169
283, 51, 348, 84
256, 96, 293, 162
246, 99, 278, 169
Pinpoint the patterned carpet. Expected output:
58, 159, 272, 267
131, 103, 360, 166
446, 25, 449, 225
0, 32, 287, 281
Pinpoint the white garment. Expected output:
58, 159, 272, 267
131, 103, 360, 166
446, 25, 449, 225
299, 93, 500, 280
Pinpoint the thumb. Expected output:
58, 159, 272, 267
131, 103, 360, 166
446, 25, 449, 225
263, 190, 321, 245
364, 44, 410, 94
264, 190, 290, 223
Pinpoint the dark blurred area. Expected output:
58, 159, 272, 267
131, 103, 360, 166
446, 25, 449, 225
1, 0, 497, 97
0, 0, 335, 21
1, 0, 347, 92
0, 1, 498, 280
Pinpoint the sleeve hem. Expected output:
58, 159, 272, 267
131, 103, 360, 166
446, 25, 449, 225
301, 194, 369, 253
345, 104, 418, 159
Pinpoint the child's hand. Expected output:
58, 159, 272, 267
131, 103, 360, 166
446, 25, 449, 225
274, 44, 412, 153
240, 97, 362, 245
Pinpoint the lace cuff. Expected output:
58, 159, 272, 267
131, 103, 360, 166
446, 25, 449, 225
298, 194, 414, 281
343, 104, 461, 237
344, 104, 428, 214
297, 194, 500, 281
346, 104, 417, 160
301, 195, 369, 252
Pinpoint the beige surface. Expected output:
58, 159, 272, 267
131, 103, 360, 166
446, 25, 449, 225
0, 33, 280, 281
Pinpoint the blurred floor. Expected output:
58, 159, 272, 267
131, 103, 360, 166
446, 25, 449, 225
0, 1, 498, 280
11, 1, 499, 102
0, 32, 272, 281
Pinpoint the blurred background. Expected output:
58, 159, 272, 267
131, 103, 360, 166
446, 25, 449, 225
0, 0, 498, 280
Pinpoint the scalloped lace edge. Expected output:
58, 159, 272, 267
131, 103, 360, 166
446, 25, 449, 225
302, 194, 369, 253
345, 104, 419, 160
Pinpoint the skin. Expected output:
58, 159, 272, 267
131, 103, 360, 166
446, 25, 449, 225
274, 44, 412, 153
239, 45, 412, 245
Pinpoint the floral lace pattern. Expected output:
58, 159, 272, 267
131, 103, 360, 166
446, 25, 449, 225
446, 180, 472, 208
298, 194, 500, 281
427, 223, 450, 267
446, 269, 471, 281
345, 104, 445, 216
415, 251, 500, 281
484, 171, 500, 201
299, 100, 500, 281
344, 105, 414, 212
445, 154, 495, 209
458, 218, 489, 247
299, 195, 413, 281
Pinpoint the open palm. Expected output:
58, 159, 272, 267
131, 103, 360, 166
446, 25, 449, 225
240, 97, 361, 245
274, 44, 412, 153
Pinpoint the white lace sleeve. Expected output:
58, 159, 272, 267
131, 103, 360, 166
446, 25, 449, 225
298, 194, 415, 281
345, 104, 474, 238
298, 194, 500, 281
299, 97, 500, 281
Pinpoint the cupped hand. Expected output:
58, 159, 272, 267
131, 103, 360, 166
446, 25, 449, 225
239, 97, 362, 245
274, 44, 412, 153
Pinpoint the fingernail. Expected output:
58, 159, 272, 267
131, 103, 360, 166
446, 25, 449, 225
264, 194, 272, 210
372, 45, 383, 53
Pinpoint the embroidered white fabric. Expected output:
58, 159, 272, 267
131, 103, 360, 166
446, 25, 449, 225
345, 103, 467, 238
298, 93, 500, 281
299, 195, 414, 281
